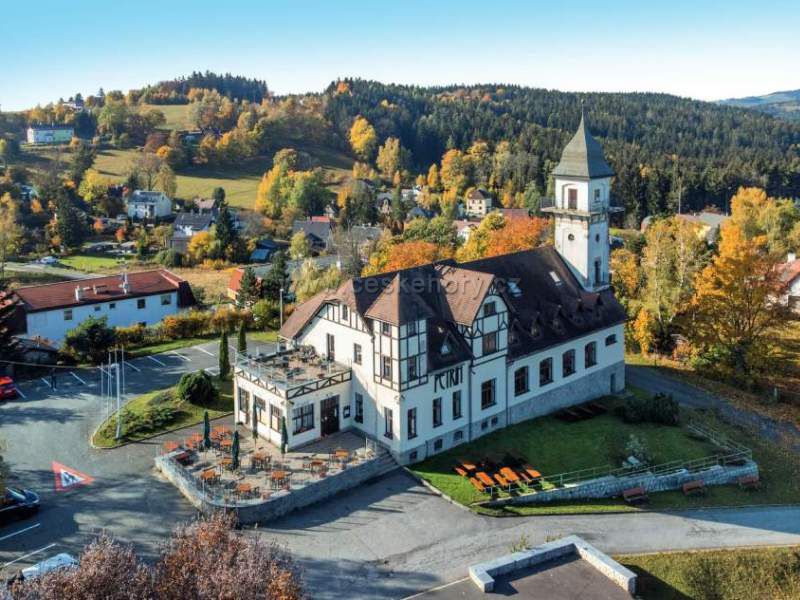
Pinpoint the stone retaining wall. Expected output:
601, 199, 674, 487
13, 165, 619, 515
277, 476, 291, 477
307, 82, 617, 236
155, 453, 398, 524
485, 459, 758, 507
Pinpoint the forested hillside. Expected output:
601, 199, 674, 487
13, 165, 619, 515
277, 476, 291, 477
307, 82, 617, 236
719, 89, 800, 122
326, 80, 800, 224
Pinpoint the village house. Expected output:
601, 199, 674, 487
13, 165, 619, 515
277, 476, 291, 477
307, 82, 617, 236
232, 114, 627, 465
292, 218, 334, 254
7, 270, 196, 345
465, 188, 493, 218
169, 212, 216, 254
26, 124, 74, 145
779, 252, 800, 312
126, 190, 172, 220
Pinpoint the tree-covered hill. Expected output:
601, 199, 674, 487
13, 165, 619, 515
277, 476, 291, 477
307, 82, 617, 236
719, 89, 800, 122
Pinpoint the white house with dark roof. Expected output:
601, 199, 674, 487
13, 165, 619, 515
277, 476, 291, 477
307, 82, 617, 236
465, 188, 493, 218
127, 190, 172, 220
232, 113, 626, 465
7, 270, 196, 345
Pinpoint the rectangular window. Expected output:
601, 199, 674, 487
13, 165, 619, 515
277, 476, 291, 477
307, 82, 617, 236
270, 403, 282, 432
381, 322, 391, 336
514, 366, 529, 396
482, 331, 498, 355
381, 355, 392, 379
341, 305, 348, 320
434, 439, 443, 451
605, 334, 617, 346
355, 393, 364, 423
409, 450, 418, 462
585, 341, 597, 368
137, 298, 146, 309
161, 294, 171, 306
563, 349, 576, 377
452, 390, 462, 419
292, 404, 314, 434
237, 387, 250, 414
483, 301, 496, 317
433, 397, 442, 427
109, 302, 116, 310
64, 309, 73, 321
568, 188, 578, 210
384, 407, 394, 439
326, 333, 335, 360
407, 321, 417, 336
407, 408, 417, 439
255, 397, 267, 426
93, 305, 101, 312
540, 358, 553, 386
353, 343, 362, 365
454, 430, 463, 442
481, 379, 496, 409
408, 355, 418, 380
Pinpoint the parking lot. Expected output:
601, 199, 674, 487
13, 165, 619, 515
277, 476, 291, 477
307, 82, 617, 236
0, 336, 275, 578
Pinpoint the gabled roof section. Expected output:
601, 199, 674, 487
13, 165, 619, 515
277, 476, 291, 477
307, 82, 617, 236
364, 271, 436, 326
435, 265, 494, 325
279, 290, 336, 340
552, 107, 615, 179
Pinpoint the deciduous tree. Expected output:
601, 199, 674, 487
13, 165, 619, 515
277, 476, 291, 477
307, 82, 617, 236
348, 116, 377, 161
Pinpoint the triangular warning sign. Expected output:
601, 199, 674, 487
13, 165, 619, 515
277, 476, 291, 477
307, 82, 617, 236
52, 461, 94, 492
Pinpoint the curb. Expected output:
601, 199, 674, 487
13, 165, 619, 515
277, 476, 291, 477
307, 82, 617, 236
89, 412, 234, 450
402, 466, 475, 514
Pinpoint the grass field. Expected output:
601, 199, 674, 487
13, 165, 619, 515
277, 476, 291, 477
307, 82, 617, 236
59, 254, 127, 273
125, 329, 277, 359
619, 546, 800, 599
411, 392, 800, 516
4, 271, 71, 288
92, 378, 233, 448
143, 103, 194, 130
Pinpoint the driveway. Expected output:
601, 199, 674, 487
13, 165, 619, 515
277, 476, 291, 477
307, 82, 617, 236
0, 335, 275, 576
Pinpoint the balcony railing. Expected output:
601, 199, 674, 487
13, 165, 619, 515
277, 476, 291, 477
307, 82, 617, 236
539, 196, 624, 214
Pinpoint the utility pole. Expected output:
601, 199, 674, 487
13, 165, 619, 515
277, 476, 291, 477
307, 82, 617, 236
114, 362, 121, 440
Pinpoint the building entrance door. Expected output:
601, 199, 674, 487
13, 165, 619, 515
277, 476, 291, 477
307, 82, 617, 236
320, 396, 340, 436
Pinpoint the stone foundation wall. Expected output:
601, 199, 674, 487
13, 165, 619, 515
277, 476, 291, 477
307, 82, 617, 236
486, 459, 758, 507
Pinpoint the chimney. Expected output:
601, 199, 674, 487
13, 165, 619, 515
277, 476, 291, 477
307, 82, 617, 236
121, 272, 130, 294
74, 286, 83, 301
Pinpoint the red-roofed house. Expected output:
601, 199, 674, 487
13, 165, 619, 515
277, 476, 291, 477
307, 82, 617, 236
9, 270, 197, 345
779, 253, 800, 312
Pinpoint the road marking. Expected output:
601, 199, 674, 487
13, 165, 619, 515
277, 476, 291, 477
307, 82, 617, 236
170, 351, 191, 362
52, 461, 94, 492
0, 523, 41, 542
2, 543, 57, 569
70, 371, 87, 385
204, 368, 219, 376
195, 346, 215, 357
13, 385, 26, 399
123, 360, 141, 372
40, 377, 51, 389
147, 355, 167, 367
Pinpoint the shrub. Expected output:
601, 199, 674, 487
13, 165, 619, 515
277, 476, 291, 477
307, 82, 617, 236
115, 323, 147, 347
176, 371, 217, 406
62, 316, 116, 364
147, 390, 175, 406
252, 299, 280, 330
620, 393, 679, 426
156, 248, 184, 267
160, 310, 212, 339
620, 396, 651, 424
210, 306, 250, 334
624, 434, 651, 464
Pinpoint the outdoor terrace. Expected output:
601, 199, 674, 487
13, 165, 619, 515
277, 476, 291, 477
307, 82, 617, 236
234, 346, 351, 400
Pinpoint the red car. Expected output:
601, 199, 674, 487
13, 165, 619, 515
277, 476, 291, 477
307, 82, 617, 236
0, 376, 18, 400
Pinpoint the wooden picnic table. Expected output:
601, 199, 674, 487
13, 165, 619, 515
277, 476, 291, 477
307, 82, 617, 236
199, 469, 218, 483
459, 459, 477, 472
219, 439, 233, 451
212, 425, 230, 436
476, 471, 494, 487
271, 470, 289, 489
163, 441, 181, 453
220, 457, 233, 470
499, 467, 520, 483
236, 482, 257, 495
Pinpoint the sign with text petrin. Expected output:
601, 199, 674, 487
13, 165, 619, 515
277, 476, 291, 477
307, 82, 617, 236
433, 366, 463, 393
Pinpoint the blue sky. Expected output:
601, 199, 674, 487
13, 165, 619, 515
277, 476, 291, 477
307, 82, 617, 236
1, 0, 798, 110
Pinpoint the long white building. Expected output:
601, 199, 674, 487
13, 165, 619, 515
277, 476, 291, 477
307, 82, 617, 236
234, 113, 627, 464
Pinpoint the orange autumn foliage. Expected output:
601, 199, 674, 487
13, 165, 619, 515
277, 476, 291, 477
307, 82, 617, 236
383, 241, 452, 272
483, 216, 549, 258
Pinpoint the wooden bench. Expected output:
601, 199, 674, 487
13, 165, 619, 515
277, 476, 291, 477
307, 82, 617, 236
469, 477, 485, 493
454, 466, 468, 477
622, 486, 649, 504
738, 474, 761, 490
493, 474, 509, 488
682, 480, 706, 496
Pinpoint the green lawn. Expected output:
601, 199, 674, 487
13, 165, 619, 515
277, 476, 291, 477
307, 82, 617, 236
92, 378, 233, 448
411, 393, 800, 516
125, 329, 278, 359
59, 254, 127, 272
619, 546, 800, 599
143, 103, 193, 131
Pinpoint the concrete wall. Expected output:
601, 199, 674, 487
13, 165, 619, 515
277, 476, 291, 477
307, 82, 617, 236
486, 459, 758, 507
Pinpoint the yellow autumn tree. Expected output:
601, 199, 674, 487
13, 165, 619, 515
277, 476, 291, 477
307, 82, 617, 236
348, 116, 377, 161
427, 163, 441, 191
632, 308, 656, 354
439, 149, 467, 194
729, 186, 800, 255
689, 222, 788, 380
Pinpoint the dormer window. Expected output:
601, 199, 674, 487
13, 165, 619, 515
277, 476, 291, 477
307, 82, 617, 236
381, 322, 391, 336
483, 302, 496, 317
441, 340, 451, 355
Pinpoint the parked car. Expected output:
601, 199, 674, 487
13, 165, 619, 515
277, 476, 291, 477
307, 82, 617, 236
20, 553, 78, 581
0, 487, 40, 525
38, 256, 58, 265
0, 377, 17, 400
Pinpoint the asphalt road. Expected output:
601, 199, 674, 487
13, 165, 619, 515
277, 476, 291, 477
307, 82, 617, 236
2, 349, 800, 597
0, 335, 276, 578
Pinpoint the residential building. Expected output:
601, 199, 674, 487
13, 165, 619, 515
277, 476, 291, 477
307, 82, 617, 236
779, 253, 800, 312
7, 270, 196, 345
170, 212, 216, 254
232, 113, 626, 465
26, 125, 73, 145
465, 188, 493, 218
126, 190, 172, 220
226, 255, 341, 301
454, 220, 478, 241
292, 219, 334, 254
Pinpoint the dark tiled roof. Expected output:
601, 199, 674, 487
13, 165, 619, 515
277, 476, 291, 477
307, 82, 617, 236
174, 212, 215, 230
13, 270, 195, 313
293, 220, 333, 244
466, 188, 491, 200
279, 246, 627, 363
552, 109, 615, 179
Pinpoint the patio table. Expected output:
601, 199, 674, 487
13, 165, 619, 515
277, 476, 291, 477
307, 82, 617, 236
219, 439, 233, 452
220, 457, 233, 470
252, 452, 270, 470
270, 470, 289, 489
499, 467, 520, 483
476, 472, 494, 487
459, 459, 477, 472
200, 469, 219, 484
212, 425, 230, 436
163, 441, 181, 453
236, 482, 257, 497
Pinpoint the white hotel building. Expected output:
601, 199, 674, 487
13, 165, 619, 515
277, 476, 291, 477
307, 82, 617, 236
234, 113, 627, 464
